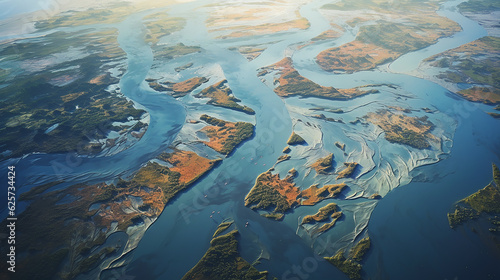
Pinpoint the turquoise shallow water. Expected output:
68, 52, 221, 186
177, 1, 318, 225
0, 0, 499, 279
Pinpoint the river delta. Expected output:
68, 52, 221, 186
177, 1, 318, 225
0, 0, 499, 279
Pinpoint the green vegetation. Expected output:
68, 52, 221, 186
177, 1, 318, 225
325, 236, 371, 280
447, 206, 479, 229
325, 250, 362, 280
447, 163, 500, 228
301, 203, 339, 224
245, 176, 292, 213
0, 30, 147, 161
337, 162, 359, 179
426, 36, 500, 105
181, 229, 271, 280
348, 237, 371, 262
213, 221, 234, 237
367, 110, 435, 149
282, 146, 291, 153
261, 213, 285, 221
287, 132, 306, 145
195, 80, 255, 115
201, 114, 227, 126
385, 126, 430, 148
200, 115, 254, 155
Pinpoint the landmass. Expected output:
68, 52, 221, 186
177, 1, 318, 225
195, 80, 255, 115
148, 77, 209, 97
287, 131, 307, 145
447, 163, 500, 229
142, 12, 186, 45
301, 183, 347, 206
0, 148, 220, 279
244, 170, 301, 214
301, 203, 343, 235
182, 223, 273, 280
325, 237, 371, 280
230, 45, 267, 61
365, 109, 435, 149
200, 114, 255, 155
260, 57, 377, 100
204, 1, 310, 39
0, 29, 147, 161
310, 153, 335, 175
245, 164, 348, 218
152, 43, 202, 61
335, 142, 346, 151
337, 162, 359, 179
316, 0, 461, 73
422, 36, 500, 106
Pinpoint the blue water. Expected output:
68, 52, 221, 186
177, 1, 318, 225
0, 0, 499, 279
366, 109, 500, 279
0, 0, 48, 20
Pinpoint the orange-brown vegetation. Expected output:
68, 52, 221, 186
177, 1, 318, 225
200, 114, 254, 155
195, 80, 255, 114
263, 57, 375, 99
301, 203, 343, 234
337, 162, 359, 179
301, 183, 347, 206
317, 41, 398, 73
172, 77, 209, 97
208, 9, 310, 39
244, 170, 301, 213
457, 87, 500, 105
311, 153, 334, 174
312, 28, 343, 41
3, 148, 220, 279
317, 17, 460, 73
158, 149, 220, 185
366, 109, 435, 149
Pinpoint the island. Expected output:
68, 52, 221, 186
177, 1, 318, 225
337, 162, 359, 179
260, 57, 377, 100
301, 203, 343, 235
245, 164, 348, 219
199, 114, 255, 155
366, 109, 435, 149
310, 153, 335, 175
325, 237, 371, 280
301, 183, 347, 206
148, 77, 209, 97
195, 80, 255, 115
244, 170, 301, 214
182, 222, 273, 280
287, 131, 307, 145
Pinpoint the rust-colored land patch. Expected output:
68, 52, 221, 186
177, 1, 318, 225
366, 109, 435, 149
263, 57, 376, 100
